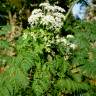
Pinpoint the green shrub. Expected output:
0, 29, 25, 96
0, 15, 96, 96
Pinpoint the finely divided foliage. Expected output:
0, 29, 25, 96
0, 2, 96, 96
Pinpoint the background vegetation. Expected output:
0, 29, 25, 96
0, 0, 96, 96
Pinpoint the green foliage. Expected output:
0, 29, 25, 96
0, 24, 11, 35
72, 21, 96, 78
0, 16, 96, 96
18, 21, 96, 95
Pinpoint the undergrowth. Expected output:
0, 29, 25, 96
0, 20, 96, 96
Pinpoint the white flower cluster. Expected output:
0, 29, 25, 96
28, 9, 44, 27
56, 34, 77, 50
39, 3, 65, 13
28, 3, 65, 31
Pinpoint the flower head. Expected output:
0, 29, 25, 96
28, 3, 65, 31
70, 43, 77, 50
39, 3, 50, 7
54, 5, 65, 13
67, 35, 74, 38
41, 15, 55, 26
32, 9, 42, 15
